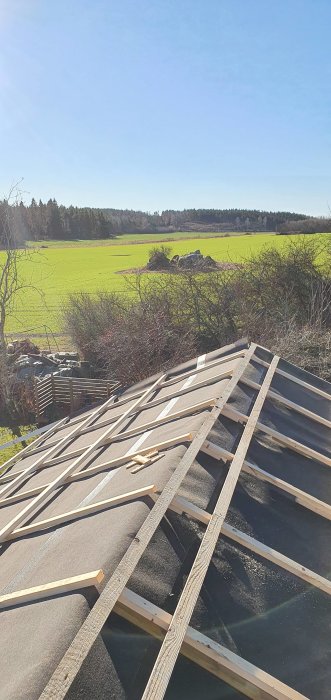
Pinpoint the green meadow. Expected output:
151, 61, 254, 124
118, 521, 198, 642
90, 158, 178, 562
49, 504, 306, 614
0, 426, 36, 468
27, 230, 262, 247
4, 232, 331, 340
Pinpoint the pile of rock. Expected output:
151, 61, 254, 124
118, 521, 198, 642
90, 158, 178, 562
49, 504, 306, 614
7, 340, 92, 381
146, 249, 217, 272
171, 250, 217, 269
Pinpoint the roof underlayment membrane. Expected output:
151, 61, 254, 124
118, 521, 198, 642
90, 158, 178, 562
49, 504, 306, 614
0, 339, 330, 700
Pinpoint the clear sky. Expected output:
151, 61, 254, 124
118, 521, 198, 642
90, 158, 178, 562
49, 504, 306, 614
0, 0, 330, 215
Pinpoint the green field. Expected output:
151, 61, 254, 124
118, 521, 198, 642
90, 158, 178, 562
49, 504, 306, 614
4, 232, 330, 342
0, 426, 36, 467
27, 230, 264, 247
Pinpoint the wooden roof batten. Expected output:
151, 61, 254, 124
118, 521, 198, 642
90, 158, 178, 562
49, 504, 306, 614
37, 344, 256, 699
1, 340, 330, 700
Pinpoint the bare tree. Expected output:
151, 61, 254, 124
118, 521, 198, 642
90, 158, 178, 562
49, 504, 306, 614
0, 184, 42, 433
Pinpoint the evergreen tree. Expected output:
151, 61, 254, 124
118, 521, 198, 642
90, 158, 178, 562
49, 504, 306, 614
46, 199, 63, 239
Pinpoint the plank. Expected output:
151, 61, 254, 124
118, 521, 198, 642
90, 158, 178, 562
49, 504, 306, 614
140, 355, 279, 700
36, 381, 52, 395
9, 485, 156, 541
37, 397, 53, 411
53, 379, 113, 387
79, 363, 235, 416
0, 417, 68, 477
96, 397, 216, 443
241, 376, 331, 429
241, 461, 331, 521
0, 374, 166, 543
222, 405, 331, 468
0, 433, 193, 508
53, 387, 108, 395
36, 397, 53, 410
163, 349, 244, 387
115, 588, 308, 700
39, 345, 256, 700
0, 570, 104, 610
131, 450, 159, 466
14, 367, 233, 465
52, 384, 98, 392
105, 341, 246, 410
167, 495, 211, 523
36, 386, 53, 400
201, 441, 331, 521
37, 391, 53, 404
0, 386, 122, 500
254, 355, 331, 401
130, 457, 162, 474
0, 423, 60, 452
222, 522, 331, 596
168, 496, 331, 596
1, 369, 227, 477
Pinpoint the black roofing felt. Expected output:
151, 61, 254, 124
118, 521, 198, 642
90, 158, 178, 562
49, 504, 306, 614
0, 339, 330, 700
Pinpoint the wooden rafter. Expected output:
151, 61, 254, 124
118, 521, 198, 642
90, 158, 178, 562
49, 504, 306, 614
0, 389, 121, 499
167, 495, 331, 596
4, 342, 330, 700
0, 433, 193, 509
24, 357, 239, 461
241, 376, 331, 429
115, 588, 308, 700
39, 345, 256, 700
0, 366, 233, 484
202, 441, 331, 521
222, 405, 331, 468
254, 355, 331, 401
0, 374, 166, 543
140, 356, 279, 700
0, 416, 69, 476
8, 485, 157, 541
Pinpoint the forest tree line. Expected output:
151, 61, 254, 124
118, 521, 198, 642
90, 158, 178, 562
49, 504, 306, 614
278, 217, 331, 234
0, 199, 114, 244
2, 198, 330, 244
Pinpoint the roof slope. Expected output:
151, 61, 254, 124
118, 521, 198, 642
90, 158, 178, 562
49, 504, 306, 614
0, 340, 330, 700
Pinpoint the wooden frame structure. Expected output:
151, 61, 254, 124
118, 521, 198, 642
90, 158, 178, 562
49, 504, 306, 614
0, 340, 330, 700
34, 374, 120, 420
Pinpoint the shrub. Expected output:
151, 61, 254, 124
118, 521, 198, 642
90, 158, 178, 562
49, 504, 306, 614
63, 238, 331, 383
147, 245, 172, 270
97, 303, 195, 385
264, 324, 331, 381
233, 237, 331, 339
63, 291, 126, 365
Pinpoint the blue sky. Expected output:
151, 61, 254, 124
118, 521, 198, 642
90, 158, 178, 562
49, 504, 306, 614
0, 0, 330, 214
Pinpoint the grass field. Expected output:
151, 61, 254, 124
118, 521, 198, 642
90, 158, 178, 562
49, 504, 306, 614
4, 232, 331, 343
0, 426, 36, 467
27, 230, 265, 247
